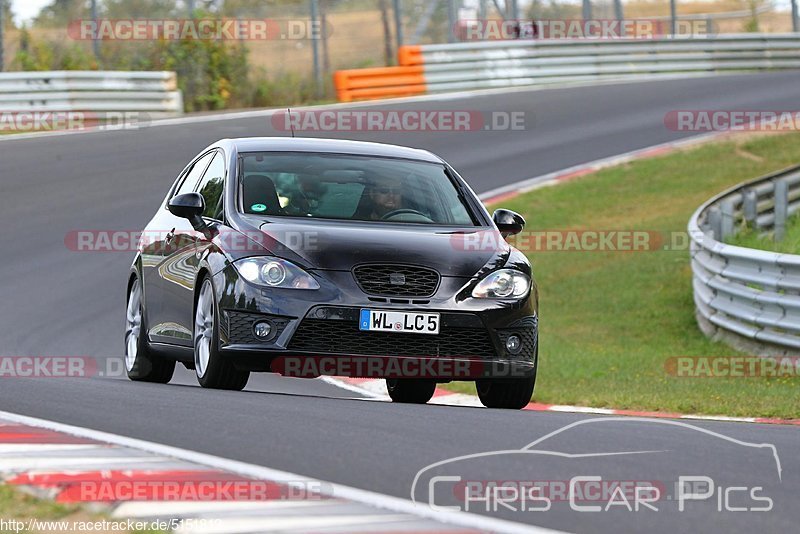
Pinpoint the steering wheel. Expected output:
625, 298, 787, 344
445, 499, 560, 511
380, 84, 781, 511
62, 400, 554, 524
380, 208, 430, 221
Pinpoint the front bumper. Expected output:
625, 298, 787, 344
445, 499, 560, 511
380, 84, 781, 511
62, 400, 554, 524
213, 266, 538, 380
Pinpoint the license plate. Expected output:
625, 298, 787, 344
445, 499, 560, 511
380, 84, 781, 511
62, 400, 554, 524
359, 309, 440, 335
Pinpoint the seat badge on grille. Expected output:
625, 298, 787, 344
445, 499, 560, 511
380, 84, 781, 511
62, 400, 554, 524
389, 273, 406, 285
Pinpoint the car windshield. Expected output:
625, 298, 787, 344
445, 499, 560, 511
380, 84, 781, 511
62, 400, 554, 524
239, 152, 478, 225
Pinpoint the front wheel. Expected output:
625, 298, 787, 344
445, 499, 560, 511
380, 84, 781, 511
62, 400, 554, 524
386, 379, 436, 404
194, 276, 249, 391
125, 276, 175, 383
476, 375, 536, 409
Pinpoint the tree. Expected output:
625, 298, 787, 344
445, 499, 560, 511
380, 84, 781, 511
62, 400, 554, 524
103, 0, 178, 18
35, 0, 89, 27
2, 0, 14, 29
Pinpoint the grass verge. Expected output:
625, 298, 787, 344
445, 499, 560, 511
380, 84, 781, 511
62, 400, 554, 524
0, 484, 166, 533
727, 213, 800, 253
444, 132, 800, 419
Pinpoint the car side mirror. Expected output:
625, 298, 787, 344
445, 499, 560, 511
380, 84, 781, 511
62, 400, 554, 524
493, 209, 525, 237
168, 192, 206, 230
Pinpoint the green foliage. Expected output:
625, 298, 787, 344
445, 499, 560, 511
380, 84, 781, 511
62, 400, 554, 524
35, 0, 88, 27
14, 27, 98, 71
727, 212, 800, 254
148, 35, 250, 111
743, 0, 761, 32
103, 0, 178, 19
250, 69, 319, 108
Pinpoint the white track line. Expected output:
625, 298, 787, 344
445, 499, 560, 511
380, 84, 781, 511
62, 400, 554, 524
0, 409, 567, 534
318, 376, 387, 399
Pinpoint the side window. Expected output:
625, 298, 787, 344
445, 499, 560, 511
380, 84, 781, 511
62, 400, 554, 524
196, 153, 226, 220
174, 152, 214, 198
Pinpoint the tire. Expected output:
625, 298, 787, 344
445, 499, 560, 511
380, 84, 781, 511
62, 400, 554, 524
125, 276, 175, 383
194, 275, 249, 390
476, 375, 536, 409
386, 379, 436, 404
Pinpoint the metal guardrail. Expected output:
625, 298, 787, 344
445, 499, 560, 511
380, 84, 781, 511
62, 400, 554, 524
689, 165, 800, 354
335, 34, 800, 101
0, 71, 183, 116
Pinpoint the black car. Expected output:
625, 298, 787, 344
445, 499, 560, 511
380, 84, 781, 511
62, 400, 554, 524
125, 138, 538, 409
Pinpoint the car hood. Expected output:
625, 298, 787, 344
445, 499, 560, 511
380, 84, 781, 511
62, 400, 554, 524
255, 219, 509, 277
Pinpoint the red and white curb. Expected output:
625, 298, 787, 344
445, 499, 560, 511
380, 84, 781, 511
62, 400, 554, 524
323, 377, 800, 427
0, 410, 561, 534
478, 131, 736, 205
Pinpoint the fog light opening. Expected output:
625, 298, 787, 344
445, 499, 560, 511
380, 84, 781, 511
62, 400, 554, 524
253, 321, 273, 340
505, 335, 522, 355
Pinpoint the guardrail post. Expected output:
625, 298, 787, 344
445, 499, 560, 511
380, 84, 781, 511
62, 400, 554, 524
0, 0, 4, 72
310, 0, 323, 98
743, 189, 758, 227
90, 0, 100, 62
447, 0, 458, 43
614, 0, 625, 32
670, 0, 678, 36
709, 206, 722, 240
775, 180, 788, 241
582, 0, 593, 21
792, 0, 799, 33
720, 198, 735, 240
393, 0, 404, 48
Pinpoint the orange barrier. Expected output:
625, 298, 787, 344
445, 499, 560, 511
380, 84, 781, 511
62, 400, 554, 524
397, 45, 423, 66
333, 65, 426, 102
333, 46, 426, 102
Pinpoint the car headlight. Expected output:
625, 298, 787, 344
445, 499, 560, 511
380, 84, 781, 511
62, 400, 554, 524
234, 257, 320, 290
471, 269, 530, 299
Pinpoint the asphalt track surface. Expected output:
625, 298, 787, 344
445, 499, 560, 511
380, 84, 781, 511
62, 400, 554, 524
0, 72, 798, 533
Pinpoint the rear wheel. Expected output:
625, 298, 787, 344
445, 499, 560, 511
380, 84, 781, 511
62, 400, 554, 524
125, 276, 175, 383
194, 276, 249, 391
386, 379, 436, 404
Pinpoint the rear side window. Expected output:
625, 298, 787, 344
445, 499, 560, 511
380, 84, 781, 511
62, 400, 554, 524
174, 152, 214, 197
196, 153, 225, 220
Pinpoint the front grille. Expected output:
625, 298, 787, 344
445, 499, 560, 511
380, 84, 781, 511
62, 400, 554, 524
353, 264, 440, 297
224, 311, 290, 344
288, 319, 495, 358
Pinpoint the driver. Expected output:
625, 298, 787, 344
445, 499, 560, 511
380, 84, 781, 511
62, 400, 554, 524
365, 175, 405, 220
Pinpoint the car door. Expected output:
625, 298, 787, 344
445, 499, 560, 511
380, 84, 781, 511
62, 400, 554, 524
146, 150, 215, 346
167, 151, 228, 339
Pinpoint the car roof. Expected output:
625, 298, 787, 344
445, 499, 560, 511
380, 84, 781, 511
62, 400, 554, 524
222, 137, 442, 164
